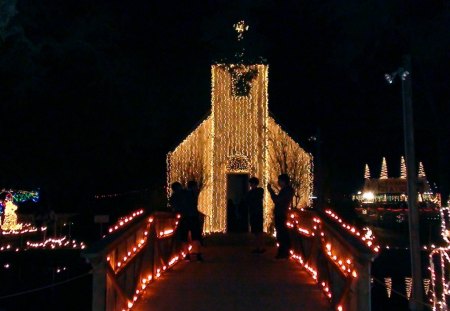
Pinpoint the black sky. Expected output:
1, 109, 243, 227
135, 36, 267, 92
0, 0, 449, 208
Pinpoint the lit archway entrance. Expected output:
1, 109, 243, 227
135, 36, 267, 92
226, 155, 250, 233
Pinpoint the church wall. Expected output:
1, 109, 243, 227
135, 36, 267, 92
267, 117, 313, 215
167, 116, 214, 231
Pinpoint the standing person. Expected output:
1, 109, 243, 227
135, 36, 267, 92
245, 177, 265, 253
185, 180, 204, 262
268, 174, 294, 259
169, 182, 191, 260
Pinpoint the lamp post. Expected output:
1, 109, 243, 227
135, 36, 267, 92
309, 128, 322, 211
385, 54, 423, 310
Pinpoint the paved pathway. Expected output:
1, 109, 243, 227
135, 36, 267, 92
135, 234, 330, 311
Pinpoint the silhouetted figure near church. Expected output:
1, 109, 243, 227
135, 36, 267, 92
268, 174, 294, 259
186, 180, 203, 262
169, 182, 190, 259
245, 177, 265, 253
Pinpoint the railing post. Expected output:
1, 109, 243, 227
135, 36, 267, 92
90, 256, 107, 311
353, 259, 372, 311
82, 212, 179, 311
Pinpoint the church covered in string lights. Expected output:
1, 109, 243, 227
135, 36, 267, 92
167, 22, 313, 233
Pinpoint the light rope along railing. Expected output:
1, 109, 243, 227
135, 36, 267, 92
82, 211, 182, 311
287, 209, 379, 311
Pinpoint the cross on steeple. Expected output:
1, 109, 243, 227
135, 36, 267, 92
233, 20, 249, 42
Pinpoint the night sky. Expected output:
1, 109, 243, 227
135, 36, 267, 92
0, 0, 449, 209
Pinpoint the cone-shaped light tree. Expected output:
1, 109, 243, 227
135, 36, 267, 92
400, 156, 407, 179
418, 162, 426, 178
380, 157, 388, 179
364, 164, 371, 179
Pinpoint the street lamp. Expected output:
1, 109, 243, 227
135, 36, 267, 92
385, 55, 424, 311
309, 129, 322, 211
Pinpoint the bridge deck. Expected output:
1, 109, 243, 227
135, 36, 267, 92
135, 234, 330, 311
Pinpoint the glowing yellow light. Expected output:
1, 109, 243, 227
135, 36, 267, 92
362, 191, 374, 202
1, 201, 22, 231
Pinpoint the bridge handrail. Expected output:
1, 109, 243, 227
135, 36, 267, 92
82, 211, 181, 311
288, 209, 378, 311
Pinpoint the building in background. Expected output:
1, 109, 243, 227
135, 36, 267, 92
353, 157, 441, 227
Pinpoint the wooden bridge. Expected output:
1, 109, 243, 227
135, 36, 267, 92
82, 210, 378, 311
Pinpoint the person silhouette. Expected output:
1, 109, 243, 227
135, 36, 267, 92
169, 182, 191, 260
245, 177, 265, 253
186, 180, 203, 262
268, 174, 294, 259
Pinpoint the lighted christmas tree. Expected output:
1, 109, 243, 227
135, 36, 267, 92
400, 156, 406, 179
380, 157, 388, 179
405, 277, 413, 300
384, 277, 392, 298
423, 279, 430, 295
418, 162, 426, 178
364, 164, 371, 179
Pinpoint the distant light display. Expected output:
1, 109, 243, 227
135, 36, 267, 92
0, 189, 39, 232
0, 236, 85, 252
353, 158, 441, 206
0, 189, 39, 204
1, 201, 22, 231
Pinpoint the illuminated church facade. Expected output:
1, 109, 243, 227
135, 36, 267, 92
167, 62, 313, 233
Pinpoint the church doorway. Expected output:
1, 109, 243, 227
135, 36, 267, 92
226, 173, 249, 233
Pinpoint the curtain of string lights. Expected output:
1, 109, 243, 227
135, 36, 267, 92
167, 64, 313, 233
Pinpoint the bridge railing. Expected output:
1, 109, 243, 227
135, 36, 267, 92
288, 209, 379, 311
82, 211, 181, 311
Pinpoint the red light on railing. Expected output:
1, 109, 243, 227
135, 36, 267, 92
106, 214, 183, 310
107, 209, 145, 236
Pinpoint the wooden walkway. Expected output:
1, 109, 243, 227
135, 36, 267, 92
135, 234, 330, 311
